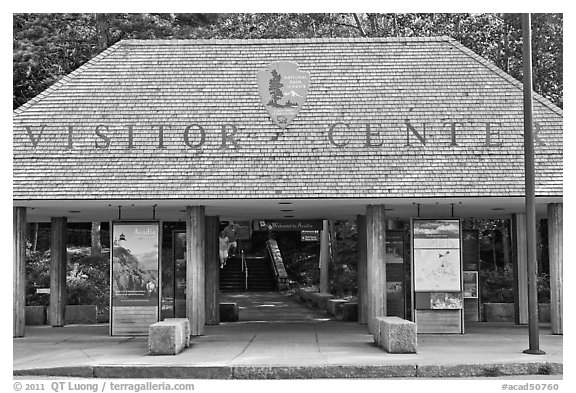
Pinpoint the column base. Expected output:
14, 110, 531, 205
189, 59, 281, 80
523, 348, 546, 355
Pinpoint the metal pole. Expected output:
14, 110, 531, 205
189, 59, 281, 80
521, 12, 545, 355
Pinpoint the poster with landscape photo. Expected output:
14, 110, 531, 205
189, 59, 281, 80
112, 222, 160, 307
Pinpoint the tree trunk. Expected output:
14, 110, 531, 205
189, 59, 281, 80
32, 222, 39, 252
503, 15, 510, 73
502, 220, 511, 267
492, 229, 498, 269
367, 13, 378, 35
91, 221, 102, 255
352, 13, 367, 37
95, 13, 111, 51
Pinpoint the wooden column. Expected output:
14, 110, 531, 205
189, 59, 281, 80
511, 213, 528, 325
205, 216, 220, 325
186, 206, 205, 336
547, 203, 563, 335
319, 220, 330, 293
49, 217, 68, 327
366, 205, 387, 334
13, 207, 27, 337
356, 215, 368, 325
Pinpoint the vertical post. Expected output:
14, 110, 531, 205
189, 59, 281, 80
366, 205, 387, 334
319, 220, 330, 293
186, 206, 205, 336
13, 207, 27, 337
357, 215, 368, 324
547, 203, 562, 335
205, 216, 220, 325
91, 221, 102, 255
49, 217, 67, 327
521, 13, 544, 355
511, 214, 528, 325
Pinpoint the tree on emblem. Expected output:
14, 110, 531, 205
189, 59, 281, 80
268, 69, 284, 107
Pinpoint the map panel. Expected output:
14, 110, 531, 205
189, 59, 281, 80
413, 247, 461, 291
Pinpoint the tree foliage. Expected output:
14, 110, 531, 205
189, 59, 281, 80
14, 13, 562, 109
25, 245, 110, 320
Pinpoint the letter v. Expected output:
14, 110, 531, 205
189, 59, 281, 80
24, 125, 46, 148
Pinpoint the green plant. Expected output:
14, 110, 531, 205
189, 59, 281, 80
25, 245, 110, 321
479, 266, 515, 303
329, 221, 358, 297
25, 243, 51, 306
479, 265, 551, 304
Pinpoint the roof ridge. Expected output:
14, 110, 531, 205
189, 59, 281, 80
119, 36, 451, 45
13, 41, 124, 117
445, 38, 563, 116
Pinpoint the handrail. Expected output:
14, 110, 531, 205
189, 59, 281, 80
241, 249, 248, 291
266, 239, 289, 291
266, 244, 279, 278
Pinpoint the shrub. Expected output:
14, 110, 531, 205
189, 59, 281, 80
329, 221, 358, 297
25, 245, 110, 322
479, 265, 551, 304
25, 244, 51, 306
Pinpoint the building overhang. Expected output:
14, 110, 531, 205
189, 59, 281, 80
14, 196, 563, 222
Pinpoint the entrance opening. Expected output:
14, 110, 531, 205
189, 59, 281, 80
160, 220, 417, 323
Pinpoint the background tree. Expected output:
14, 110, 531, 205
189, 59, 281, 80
14, 13, 562, 109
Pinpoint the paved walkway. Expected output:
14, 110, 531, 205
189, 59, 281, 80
220, 291, 335, 322
13, 292, 562, 379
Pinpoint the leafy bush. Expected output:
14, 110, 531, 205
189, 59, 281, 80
329, 221, 358, 297
25, 244, 51, 306
282, 248, 320, 287
479, 265, 551, 303
25, 245, 110, 322
480, 266, 515, 303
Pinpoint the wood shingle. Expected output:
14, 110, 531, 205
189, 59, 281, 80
13, 37, 562, 200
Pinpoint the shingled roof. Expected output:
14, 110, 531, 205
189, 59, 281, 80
13, 37, 562, 201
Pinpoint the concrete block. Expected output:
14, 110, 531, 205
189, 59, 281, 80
342, 303, 358, 321
219, 303, 239, 322
483, 303, 514, 322
25, 306, 46, 325
327, 299, 348, 315
148, 318, 190, 355
309, 292, 322, 308
538, 303, 550, 322
297, 288, 315, 305
316, 293, 334, 311
65, 305, 97, 324
374, 316, 416, 354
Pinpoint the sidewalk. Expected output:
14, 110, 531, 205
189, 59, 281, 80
13, 293, 562, 379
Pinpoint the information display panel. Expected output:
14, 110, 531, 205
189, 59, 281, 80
111, 221, 161, 336
412, 219, 463, 334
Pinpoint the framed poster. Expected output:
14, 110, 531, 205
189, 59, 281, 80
413, 219, 462, 292
110, 221, 161, 336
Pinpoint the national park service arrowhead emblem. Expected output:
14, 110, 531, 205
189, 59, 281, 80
257, 61, 310, 129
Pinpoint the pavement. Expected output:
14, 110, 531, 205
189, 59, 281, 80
13, 292, 563, 379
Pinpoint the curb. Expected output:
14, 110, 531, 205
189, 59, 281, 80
14, 362, 563, 379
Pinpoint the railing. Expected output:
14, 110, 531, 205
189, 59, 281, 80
240, 249, 248, 291
266, 239, 289, 291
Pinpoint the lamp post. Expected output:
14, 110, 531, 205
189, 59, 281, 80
521, 12, 545, 355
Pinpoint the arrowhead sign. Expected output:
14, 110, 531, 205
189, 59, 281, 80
257, 61, 310, 129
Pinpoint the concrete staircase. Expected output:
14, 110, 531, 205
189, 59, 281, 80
220, 254, 276, 292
